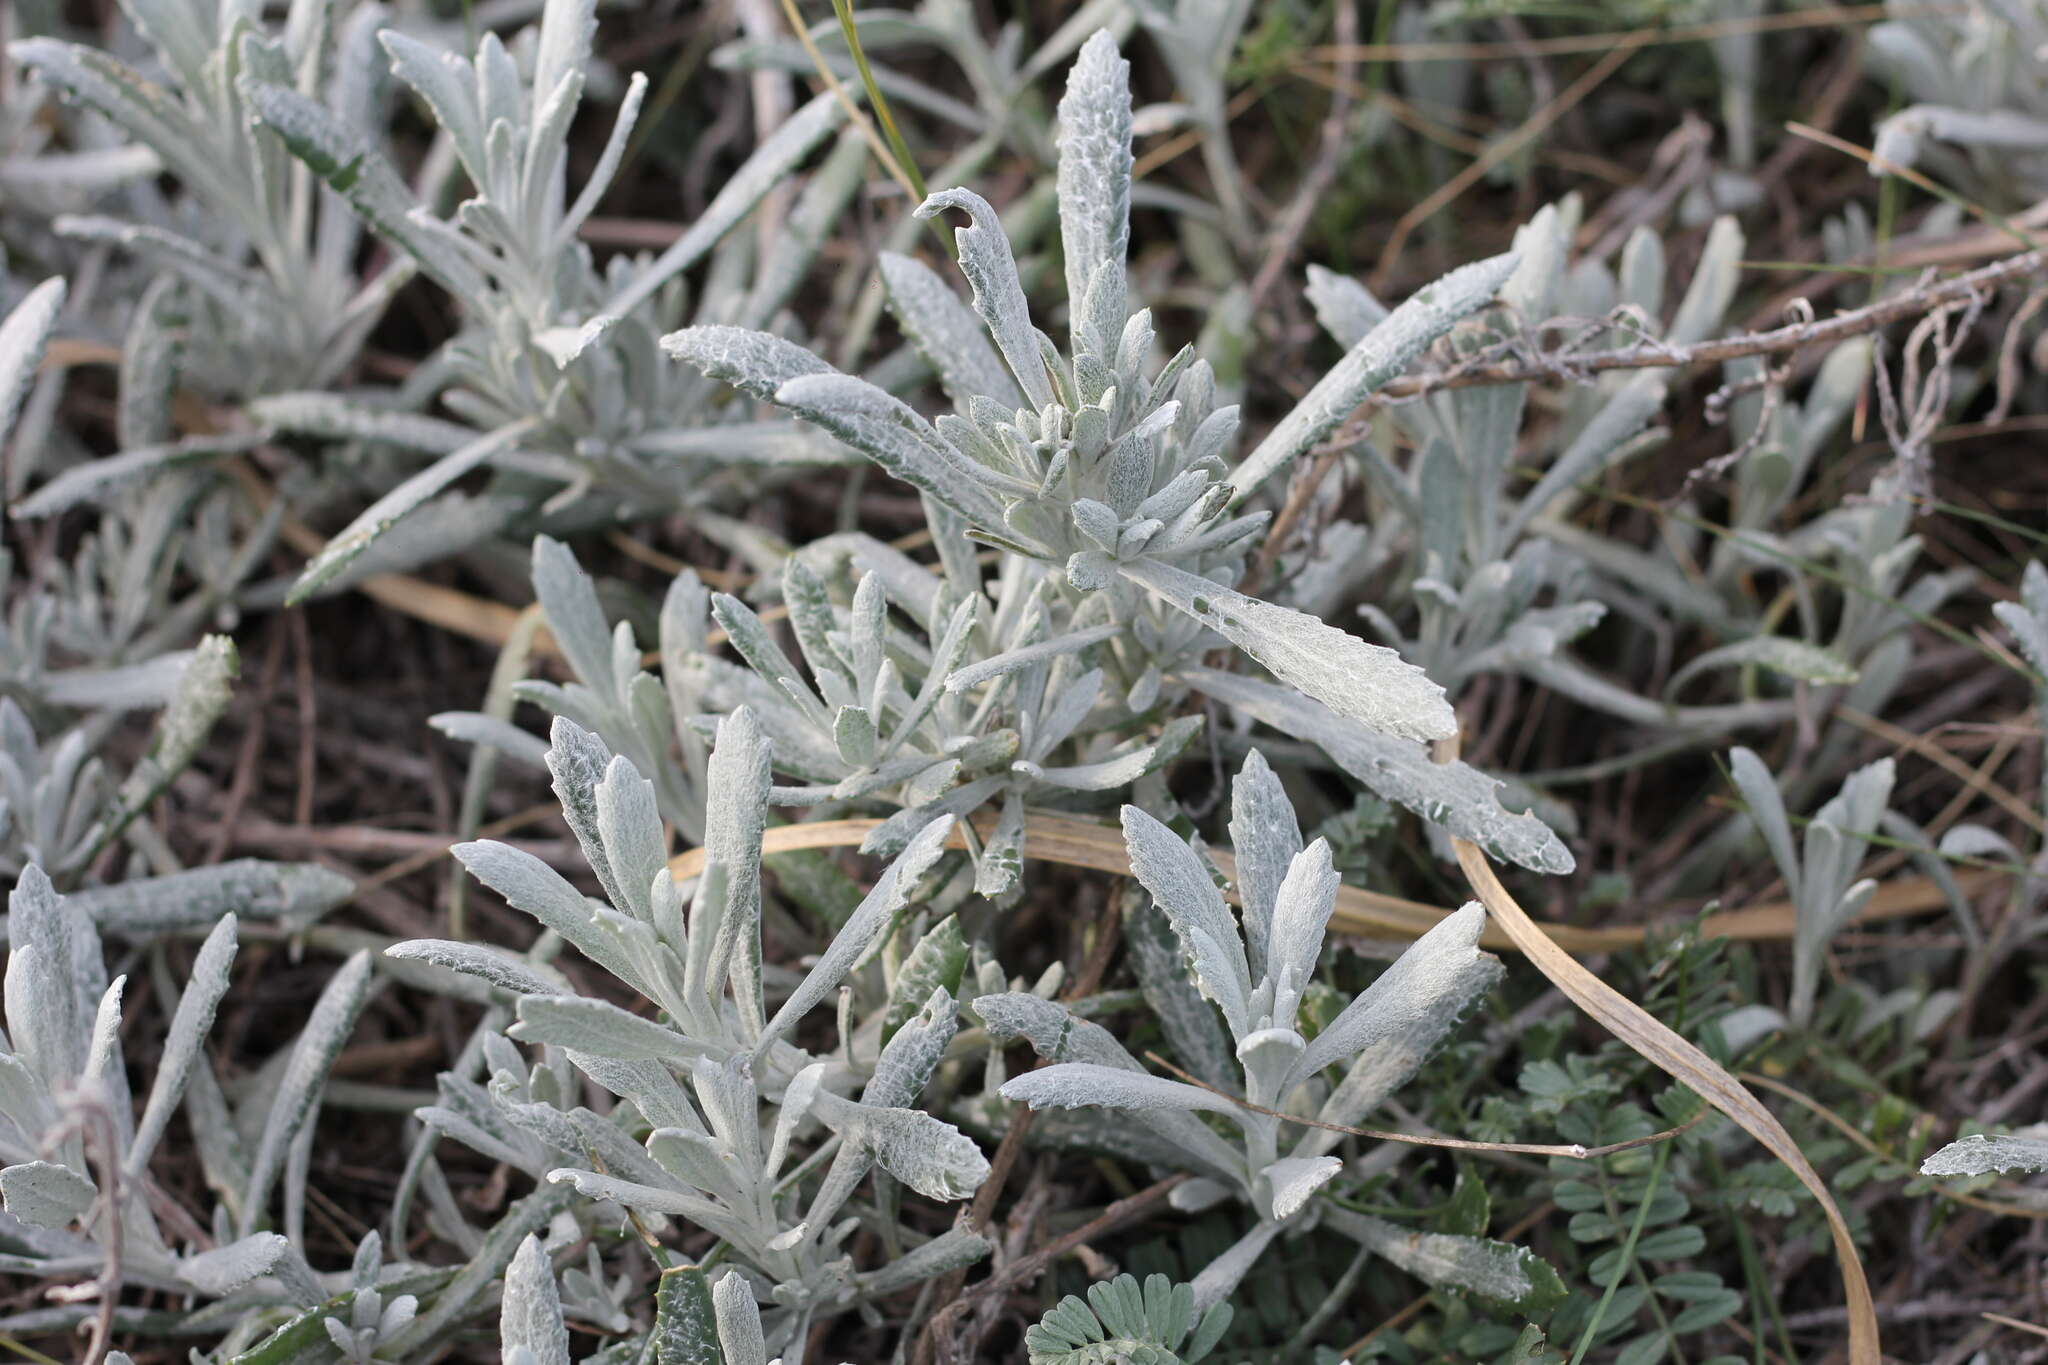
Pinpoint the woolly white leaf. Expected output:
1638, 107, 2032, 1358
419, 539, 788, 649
127, 913, 237, 1175
1667, 638, 1859, 697
772, 372, 1007, 525
0, 1160, 95, 1229
1055, 31, 1133, 357
241, 950, 373, 1235
14, 430, 269, 517
857, 1226, 991, 1298
1728, 747, 1798, 895
945, 625, 1123, 692
1922, 1132, 2048, 1177
759, 815, 954, 1052
289, 420, 538, 604
1666, 216, 1743, 347
711, 1270, 769, 1365
242, 80, 486, 298
1124, 559, 1455, 743
511, 995, 706, 1063
13, 861, 339, 944
452, 839, 637, 988
179, 1233, 291, 1296
502, 1235, 571, 1365
1263, 838, 1338, 1029
661, 324, 832, 401
1121, 805, 1252, 1038
1000, 1062, 1236, 1116
1323, 1207, 1542, 1306
1230, 252, 1517, 501
1304, 264, 1386, 348
809, 1090, 989, 1201
878, 251, 1021, 407
386, 940, 558, 999
1185, 667, 1573, 874
1296, 902, 1498, 1083
1189, 1219, 1282, 1311
914, 188, 1053, 408
1262, 1155, 1340, 1220
0, 278, 66, 446
1227, 749, 1300, 983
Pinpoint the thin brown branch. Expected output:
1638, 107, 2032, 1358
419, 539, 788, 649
1373, 248, 2046, 404
917, 1174, 1191, 1365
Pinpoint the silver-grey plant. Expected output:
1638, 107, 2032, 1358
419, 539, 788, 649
983, 750, 1542, 1310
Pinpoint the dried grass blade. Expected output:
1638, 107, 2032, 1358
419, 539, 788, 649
666, 810, 1981, 953
1450, 834, 1880, 1365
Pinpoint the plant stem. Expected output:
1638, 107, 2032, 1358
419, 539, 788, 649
1569, 1138, 1675, 1365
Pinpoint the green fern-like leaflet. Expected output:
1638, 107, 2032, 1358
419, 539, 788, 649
1025, 1273, 1232, 1365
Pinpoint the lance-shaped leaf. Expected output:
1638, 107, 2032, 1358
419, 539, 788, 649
1294, 901, 1499, 1091
1322, 1205, 1561, 1311
661, 324, 832, 401
510, 996, 710, 1064
914, 188, 1053, 409
771, 372, 1009, 526
1729, 746, 1800, 893
1262, 838, 1338, 1029
974, 992, 1244, 1179
501, 1235, 571, 1365
809, 1090, 989, 1201
1125, 559, 1455, 743
452, 838, 638, 989
711, 1271, 769, 1365
127, 913, 237, 1176
1055, 30, 1133, 357
179, 1232, 293, 1296
879, 251, 1021, 407
6, 866, 94, 1085
757, 815, 954, 1054
288, 419, 538, 603
1001, 1062, 1238, 1116
1229, 252, 1518, 502
241, 950, 374, 1236
76, 636, 239, 870
0, 278, 65, 446
1185, 667, 1572, 874
1227, 748, 1300, 983
1122, 804, 1253, 1038
686, 707, 772, 1023
385, 939, 559, 1000
1666, 637, 1859, 698
1189, 1219, 1283, 1311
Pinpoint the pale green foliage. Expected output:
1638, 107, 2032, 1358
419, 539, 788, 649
1025, 1272, 1232, 1365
